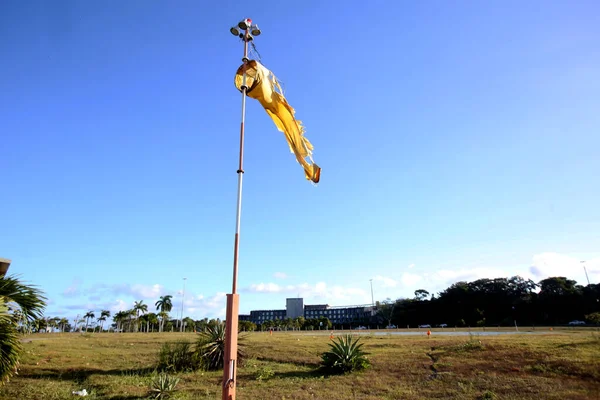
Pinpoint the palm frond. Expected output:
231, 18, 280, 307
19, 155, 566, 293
194, 322, 245, 370
0, 299, 22, 384
0, 275, 46, 321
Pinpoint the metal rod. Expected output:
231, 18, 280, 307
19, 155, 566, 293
232, 32, 249, 295
223, 25, 250, 400
582, 261, 591, 285
370, 279, 375, 309
180, 277, 187, 332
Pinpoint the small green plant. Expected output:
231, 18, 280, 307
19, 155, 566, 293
320, 334, 370, 374
254, 366, 275, 381
480, 390, 498, 399
458, 333, 484, 351
195, 323, 245, 370
149, 373, 180, 399
157, 341, 195, 372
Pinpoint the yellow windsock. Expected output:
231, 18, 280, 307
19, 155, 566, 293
235, 60, 321, 184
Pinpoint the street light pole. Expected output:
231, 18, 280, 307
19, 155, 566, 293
370, 279, 375, 309
581, 261, 591, 285
180, 277, 187, 332
223, 18, 260, 400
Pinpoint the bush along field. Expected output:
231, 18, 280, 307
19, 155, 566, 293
0, 328, 599, 399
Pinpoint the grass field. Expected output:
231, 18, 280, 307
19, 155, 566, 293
1, 328, 599, 399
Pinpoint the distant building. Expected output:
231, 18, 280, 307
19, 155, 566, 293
286, 298, 304, 319
304, 304, 373, 324
239, 314, 252, 322
242, 298, 375, 325
249, 309, 286, 324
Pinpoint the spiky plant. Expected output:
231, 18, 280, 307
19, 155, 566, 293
0, 275, 46, 384
321, 334, 370, 374
157, 341, 195, 372
194, 322, 245, 370
149, 373, 180, 399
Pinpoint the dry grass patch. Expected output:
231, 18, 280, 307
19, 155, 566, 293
0, 330, 598, 399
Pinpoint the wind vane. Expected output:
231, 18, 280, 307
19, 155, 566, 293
222, 18, 321, 400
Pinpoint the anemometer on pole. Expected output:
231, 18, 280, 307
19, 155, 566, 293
221, 18, 261, 400
222, 18, 320, 400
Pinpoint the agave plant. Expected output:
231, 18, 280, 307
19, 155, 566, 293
149, 373, 180, 399
321, 334, 370, 373
194, 322, 245, 370
157, 341, 195, 372
0, 275, 46, 384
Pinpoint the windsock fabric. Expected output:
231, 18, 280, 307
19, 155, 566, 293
235, 60, 321, 184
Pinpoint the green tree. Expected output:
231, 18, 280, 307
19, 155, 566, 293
97, 310, 110, 332
133, 301, 148, 332
155, 295, 173, 332
0, 275, 46, 384
59, 317, 69, 332
585, 312, 600, 324
239, 320, 256, 332
113, 311, 128, 332
414, 289, 430, 301
377, 298, 396, 327
83, 311, 95, 332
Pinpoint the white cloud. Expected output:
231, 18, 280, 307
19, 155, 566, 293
273, 272, 288, 280
408, 264, 415, 269
245, 281, 370, 305
249, 283, 283, 293
130, 284, 164, 299
400, 272, 422, 287
373, 275, 398, 288
110, 299, 129, 314
529, 252, 600, 283
63, 279, 82, 297
180, 292, 227, 319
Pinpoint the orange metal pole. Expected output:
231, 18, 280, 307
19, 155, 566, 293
222, 25, 250, 400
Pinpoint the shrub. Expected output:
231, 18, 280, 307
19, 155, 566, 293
585, 312, 600, 324
320, 334, 370, 374
254, 366, 275, 381
194, 323, 245, 370
157, 341, 196, 372
149, 373, 180, 399
457, 333, 484, 352
480, 390, 497, 399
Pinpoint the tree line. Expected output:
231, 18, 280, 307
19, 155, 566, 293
34, 275, 600, 334
376, 276, 600, 328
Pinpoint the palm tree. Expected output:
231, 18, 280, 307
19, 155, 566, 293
59, 317, 69, 332
97, 310, 110, 332
158, 311, 169, 333
146, 312, 159, 332
48, 317, 60, 333
126, 309, 136, 332
155, 295, 173, 333
0, 275, 46, 384
138, 314, 148, 332
113, 311, 128, 332
83, 311, 95, 332
133, 301, 148, 332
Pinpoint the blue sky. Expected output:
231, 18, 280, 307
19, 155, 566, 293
1, 1, 599, 322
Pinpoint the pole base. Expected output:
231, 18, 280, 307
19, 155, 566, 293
222, 294, 239, 400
